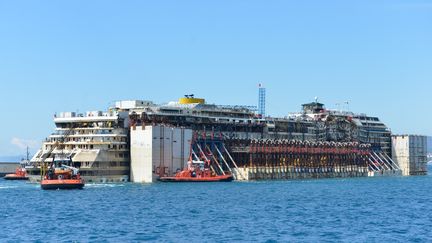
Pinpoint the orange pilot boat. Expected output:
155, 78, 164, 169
158, 160, 234, 182
41, 156, 85, 190
4, 149, 31, 181
4, 167, 29, 181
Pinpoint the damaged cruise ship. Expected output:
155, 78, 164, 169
28, 96, 392, 182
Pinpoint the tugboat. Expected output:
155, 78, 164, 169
3, 167, 29, 180
40, 156, 85, 190
158, 160, 234, 182
4, 149, 31, 180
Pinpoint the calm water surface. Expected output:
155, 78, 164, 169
1, 166, 431, 242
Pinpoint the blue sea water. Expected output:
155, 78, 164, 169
1, 167, 431, 242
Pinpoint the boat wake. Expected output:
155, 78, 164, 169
85, 183, 126, 188
0, 186, 18, 190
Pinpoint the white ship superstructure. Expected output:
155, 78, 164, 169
29, 110, 130, 182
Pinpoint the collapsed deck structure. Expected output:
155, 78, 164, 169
28, 95, 402, 182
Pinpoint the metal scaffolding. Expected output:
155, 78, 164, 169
225, 139, 400, 180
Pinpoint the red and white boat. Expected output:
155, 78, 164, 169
3, 167, 29, 181
158, 160, 234, 182
4, 150, 31, 181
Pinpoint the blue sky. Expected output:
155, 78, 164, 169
0, 0, 431, 158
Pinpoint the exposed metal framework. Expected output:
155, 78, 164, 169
225, 139, 400, 180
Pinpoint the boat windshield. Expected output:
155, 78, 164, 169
190, 160, 205, 170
